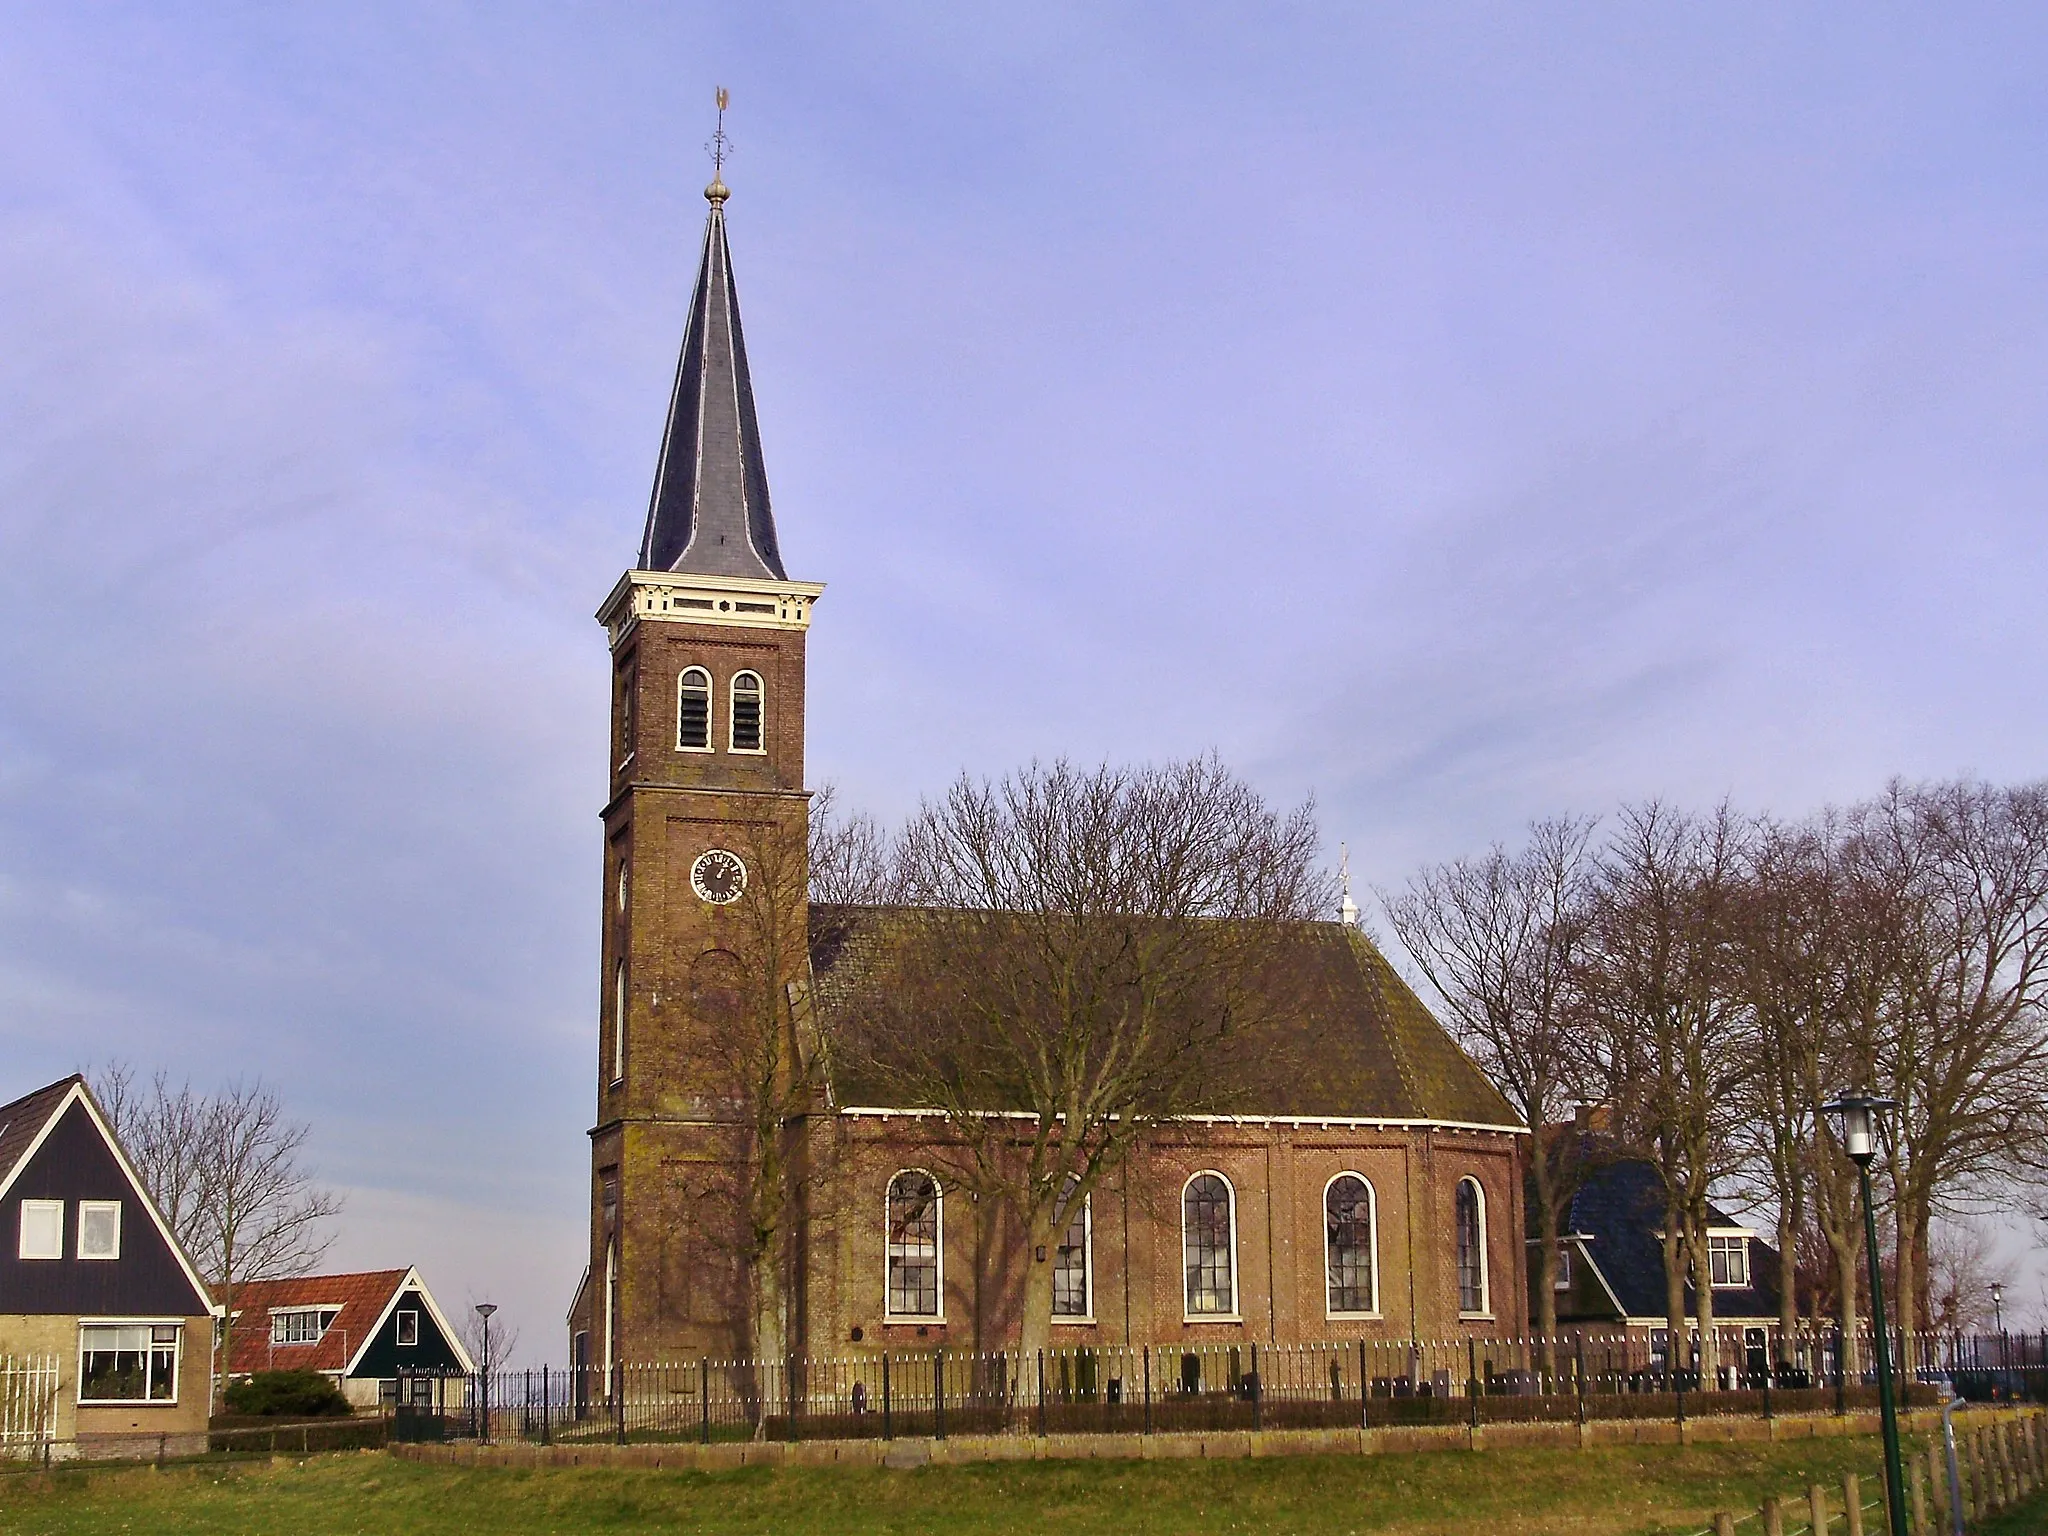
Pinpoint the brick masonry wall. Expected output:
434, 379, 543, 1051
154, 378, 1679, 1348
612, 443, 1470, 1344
803, 1120, 1527, 1354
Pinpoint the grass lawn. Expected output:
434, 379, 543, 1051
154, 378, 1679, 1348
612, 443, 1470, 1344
0, 1432, 1983, 1536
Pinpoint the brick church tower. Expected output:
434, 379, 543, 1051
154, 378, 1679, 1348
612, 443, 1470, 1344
580, 171, 822, 1371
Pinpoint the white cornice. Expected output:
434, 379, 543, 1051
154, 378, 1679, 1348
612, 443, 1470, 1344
835, 1106, 1526, 1137
598, 569, 825, 644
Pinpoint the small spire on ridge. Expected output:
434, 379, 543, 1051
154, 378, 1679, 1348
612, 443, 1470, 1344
1339, 843, 1360, 927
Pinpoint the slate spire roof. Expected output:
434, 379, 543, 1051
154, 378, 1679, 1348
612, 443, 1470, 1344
638, 178, 788, 580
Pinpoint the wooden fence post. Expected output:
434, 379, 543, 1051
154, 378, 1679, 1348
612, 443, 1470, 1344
1809, 1483, 1829, 1536
1762, 1494, 1784, 1536
1910, 1448, 1929, 1536
1972, 1425, 1991, 1515
1714, 1514, 1736, 1536
1841, 1472, 1862, 1536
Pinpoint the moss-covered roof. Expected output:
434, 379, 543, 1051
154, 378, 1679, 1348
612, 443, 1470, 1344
807, 906, 1519, 1127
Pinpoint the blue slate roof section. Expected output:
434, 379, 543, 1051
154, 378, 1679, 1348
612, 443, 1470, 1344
638, 184, 787, 581
1565, 1158, 1782, 1323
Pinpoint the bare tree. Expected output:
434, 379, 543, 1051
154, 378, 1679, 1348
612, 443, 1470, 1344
1925, 1218, 2015, 1335
459, 1302, 520, 1375
1856, 780, 2048, 1341
833, 757, 1328, 1362
89, 1067, 341, 1407
808, 784, 891, 906
1385, 815, 1596, 1364
1580, 803, 1753, 1362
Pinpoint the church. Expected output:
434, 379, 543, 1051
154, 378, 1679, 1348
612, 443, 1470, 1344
566, 172, 1528, 1374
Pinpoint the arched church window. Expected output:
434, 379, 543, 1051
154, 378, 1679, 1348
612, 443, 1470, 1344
730, 671, 764, 753
1455, 1177, 1488, 1315
885, 1171, 941, 1318
677, 667, 712, 751
1182, 1172, 1236, 1317
1052, 1177, 1091, 1319
1324, 1174, 1377, 1316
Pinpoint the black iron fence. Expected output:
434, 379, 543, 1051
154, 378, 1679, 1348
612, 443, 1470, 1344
415, 1327, 2046, 1447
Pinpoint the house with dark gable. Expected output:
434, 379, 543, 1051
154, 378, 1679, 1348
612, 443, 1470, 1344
0, 1075, 218, 1457
222, 1268, 473, 1410
1539, 1158, 1784, 1382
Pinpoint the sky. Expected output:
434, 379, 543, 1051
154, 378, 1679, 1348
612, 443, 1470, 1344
4, 4, 2048, 1355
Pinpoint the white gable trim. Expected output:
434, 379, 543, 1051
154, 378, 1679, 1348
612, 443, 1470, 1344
1570, 1238, 1630, 1318
342, 1266, 477, 1376
0, 1082, 218, 1317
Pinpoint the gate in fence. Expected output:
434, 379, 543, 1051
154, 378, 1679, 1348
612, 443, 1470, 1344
1, 1356, 60, 1460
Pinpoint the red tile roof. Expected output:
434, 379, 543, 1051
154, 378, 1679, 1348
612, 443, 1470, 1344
219, 1270, 410, 1377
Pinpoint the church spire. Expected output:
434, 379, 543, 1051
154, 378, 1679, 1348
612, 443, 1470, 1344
638, 138, 786, 579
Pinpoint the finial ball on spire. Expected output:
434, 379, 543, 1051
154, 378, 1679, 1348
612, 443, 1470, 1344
705, 178, 729, 205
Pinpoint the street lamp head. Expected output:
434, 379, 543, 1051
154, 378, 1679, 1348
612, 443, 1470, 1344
1821, 1090, 1898, 1167
475, 1302, 498, 1320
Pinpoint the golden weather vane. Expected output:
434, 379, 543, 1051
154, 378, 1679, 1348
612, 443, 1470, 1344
706, 87, 732, 196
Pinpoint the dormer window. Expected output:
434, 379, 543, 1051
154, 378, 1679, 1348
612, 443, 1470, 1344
271, 1307, 340, 1345
730, 672, 764, 753
677, 668, 712, 751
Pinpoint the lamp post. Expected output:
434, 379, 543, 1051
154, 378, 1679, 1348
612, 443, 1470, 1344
1992, 1281, 2004, 1336
1823, 1092, 1907, 1536
475, 1303, 498, 1443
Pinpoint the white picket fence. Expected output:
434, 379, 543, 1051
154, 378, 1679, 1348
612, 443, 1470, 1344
1, 1356, 60, 1458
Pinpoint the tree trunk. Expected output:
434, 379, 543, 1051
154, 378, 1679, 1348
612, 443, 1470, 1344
1834, 1241, 1863, 1375
1016, 1204, 1060, 1373
1691, 1213, 1717, 1385
1776, 1206, 1800, 1372
1531, 1138, 1561, 1382
1662, 1197, 1687, 1370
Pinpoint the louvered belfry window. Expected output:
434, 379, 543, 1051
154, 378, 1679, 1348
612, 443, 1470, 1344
677, 667, 711, 750
730, 671, 764, 752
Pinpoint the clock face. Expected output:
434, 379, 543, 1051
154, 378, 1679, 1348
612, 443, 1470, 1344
690, 849, 747, 905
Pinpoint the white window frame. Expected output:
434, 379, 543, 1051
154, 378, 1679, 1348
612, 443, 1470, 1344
1322, 1172, 1380, 1319
1455, 1177, 1491, 1319
270, 1306, 339, 1345
676, 666, 713, 752
1180, 1170, 1240, 1322
1707, 1232, 1750, 1289
1050, 1184, 1093, 1325
76, 1319, 181, 1406
396, 1309, 420, 1347
1555, 1240, 1574, 1290
884, 1169, 944, 1321
17, 1198, 62, 1261
77, 1200, 121, 1261
728, 671, 766, 754
611, 960, 627, 1085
